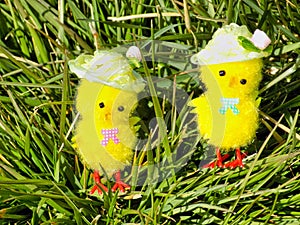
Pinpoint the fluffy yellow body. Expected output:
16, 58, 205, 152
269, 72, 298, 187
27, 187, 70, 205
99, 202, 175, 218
190, 59, 263, 167
75, 80, 137, 178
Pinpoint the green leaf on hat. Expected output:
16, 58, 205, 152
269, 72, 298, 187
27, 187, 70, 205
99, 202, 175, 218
238, 36, 261, 52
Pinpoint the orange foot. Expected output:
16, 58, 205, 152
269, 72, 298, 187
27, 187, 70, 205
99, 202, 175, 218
90, 171, 108, 194
111, 170, 130, 192
203, 148, 230, 168
224, 148, 247, 169
90, 170, 130, 194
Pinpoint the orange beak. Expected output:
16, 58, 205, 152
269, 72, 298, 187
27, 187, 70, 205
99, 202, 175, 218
104, 112, 111, 121
229, 76, 238, 88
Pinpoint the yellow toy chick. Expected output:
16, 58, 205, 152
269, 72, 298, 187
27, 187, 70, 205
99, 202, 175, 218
190, 23, 271, 168
69, 50, 144, 194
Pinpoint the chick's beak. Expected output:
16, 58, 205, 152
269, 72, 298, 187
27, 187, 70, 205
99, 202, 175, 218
229, 76, 238, 88
105, 112, 111, 121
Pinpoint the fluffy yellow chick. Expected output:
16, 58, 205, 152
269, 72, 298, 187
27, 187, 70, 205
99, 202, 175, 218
69, 49, 144, 193
191, 59, 262, 168
190, 23, 271, 168
75, 80, 138, 193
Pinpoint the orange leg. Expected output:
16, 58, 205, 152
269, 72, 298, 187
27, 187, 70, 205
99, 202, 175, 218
111, 170, 130, 192
203, 148, 230, 168
224, 148, 247, 168
90, 171, 108, 194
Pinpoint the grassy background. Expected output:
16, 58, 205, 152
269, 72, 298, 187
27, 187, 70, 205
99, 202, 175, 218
0, 0, 299, 224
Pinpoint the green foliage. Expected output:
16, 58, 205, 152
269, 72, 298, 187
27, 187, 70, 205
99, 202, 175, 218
0, 0, 299, 224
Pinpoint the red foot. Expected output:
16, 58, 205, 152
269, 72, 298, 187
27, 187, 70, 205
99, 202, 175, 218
224, 148, 247, 168
203, 148, 230, 168
111, 170, 130, 192
90, 171, 108, 194
90, 170, 130, 194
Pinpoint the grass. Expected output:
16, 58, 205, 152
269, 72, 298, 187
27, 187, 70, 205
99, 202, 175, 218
0, 0, 299, 224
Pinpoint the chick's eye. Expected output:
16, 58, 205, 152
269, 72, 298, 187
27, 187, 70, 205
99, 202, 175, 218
118, 106, 124, 112
240, 79, 247, 85
99, 102, 105, 108
219, 70, 226, 76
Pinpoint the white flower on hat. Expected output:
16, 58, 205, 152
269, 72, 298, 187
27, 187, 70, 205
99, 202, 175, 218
251, 29, 271, 50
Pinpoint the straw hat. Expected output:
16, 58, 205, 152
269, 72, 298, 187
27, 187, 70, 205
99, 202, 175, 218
69, 49, 145, 92
191, 23, 271, 65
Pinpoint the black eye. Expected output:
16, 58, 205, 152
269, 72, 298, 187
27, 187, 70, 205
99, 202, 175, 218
99, 102, 105, 108
219, 70, 226, 76
240, 79, 247, 85
118, 106, 124, 112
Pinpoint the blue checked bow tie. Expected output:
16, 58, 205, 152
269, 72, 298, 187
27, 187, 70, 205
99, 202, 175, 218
219, 98, 240, 115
